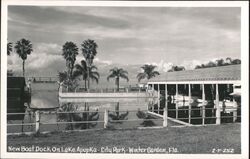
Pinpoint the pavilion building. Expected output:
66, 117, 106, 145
147, 64, 241, 125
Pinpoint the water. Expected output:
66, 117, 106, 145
7, 83, 165, 133
7, 83, 241, 133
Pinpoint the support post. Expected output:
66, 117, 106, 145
215, 84, 221, 125
35, 110, 40, 134
165, 84, 168, 104
176, 84, 178, 119
163, 107, 168, 127
150, 84, 154, 97
158, 84, 160, 114
188, 84, 191, 124
233, 98, 237, 122
202, 84, 205, 125
163, 84, 168, 127
104, 109, 108, 128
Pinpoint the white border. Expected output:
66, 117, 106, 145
1, 1, 249, 159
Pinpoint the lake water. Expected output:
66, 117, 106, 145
7, 83, 240, 133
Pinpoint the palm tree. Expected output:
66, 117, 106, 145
14, 38, 33, 77
73, 60, 88, 89
88, 65, 100, 88
7, 42, 12, 55
58, 71, 68, 84
58, 71, 79, 92
62, 42, 79, 79
58, 103, 99, 130
81, 39, 98, 89
137, 64, 160, 82
58, 71, 69, 92
73, 60, 100, 90
107, 67, 129, 91
108, 103, 129, 124
136, 108, 156, 127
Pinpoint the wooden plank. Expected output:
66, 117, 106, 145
188, 84, 191, 124
215, 84, 221, 125
202, 84, 205, 125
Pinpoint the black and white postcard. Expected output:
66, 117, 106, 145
1, 0, 249, 159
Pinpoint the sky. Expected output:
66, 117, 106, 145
7, 6, 241, 81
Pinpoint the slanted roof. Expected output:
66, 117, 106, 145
148, 64, 241, 83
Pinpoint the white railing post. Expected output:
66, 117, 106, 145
176, 84, 178, 119
188, 84, 192, 124
158, 84, 160, 114
104, 109, 108, 128
233, 98, 237, 122
163, 107, 168, 127
215, 84, 221, 125
202, 84, 205, 125
35, 110, 40, 134
163, 84, 168, 127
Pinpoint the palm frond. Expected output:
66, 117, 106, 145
120, 74, 129, 82
107, 74, 116, 81
137, 73, 146, 82
7, 42, 12, 55
14, 39, 33, 60
74, 64, 84, 72
90, 71, 100, 79
90, 65, 98, 71
90, 75, 99, 84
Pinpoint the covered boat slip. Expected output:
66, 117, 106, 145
7, 77, 30, 120
147, 65, 241, 125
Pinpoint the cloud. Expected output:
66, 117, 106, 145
35, 43, 61, 55
181, 60, 205, 70
27, 53, 62, 69
146, 60, 173, 73
8, 6, 131, 31
94, 58, 112, 65
7, 50, 64, 73
7, 6, 241, 74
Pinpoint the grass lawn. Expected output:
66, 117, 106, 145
7, 123, 241, 154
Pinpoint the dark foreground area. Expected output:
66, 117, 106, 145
7, 123, 241, 154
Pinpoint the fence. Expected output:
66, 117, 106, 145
7, 106, 241, 135
62, 87, 147, 93
29, 77, 58, 83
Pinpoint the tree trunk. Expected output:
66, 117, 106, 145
116, 102, 119, 116
70, 68, 73, 80
22, 60, 25, 77
84, 79, 87, 91
87, 67, 90, 90
116, 78, 119, 92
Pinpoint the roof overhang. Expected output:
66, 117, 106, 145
147, 80, 241, 85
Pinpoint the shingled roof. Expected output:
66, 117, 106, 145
148, 64, 241, 82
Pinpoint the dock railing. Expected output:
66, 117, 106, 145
62, 87, 147, 93
7, 106, 241, 135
